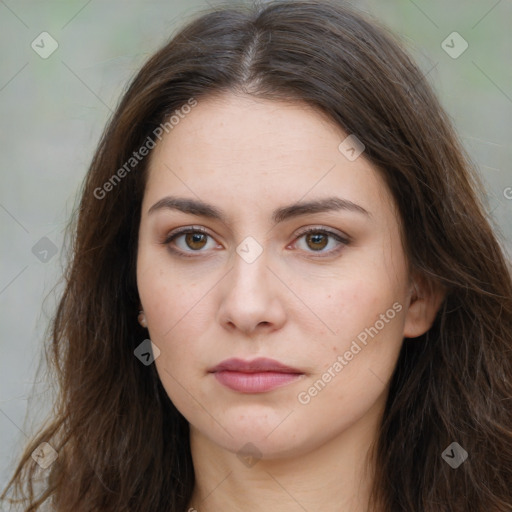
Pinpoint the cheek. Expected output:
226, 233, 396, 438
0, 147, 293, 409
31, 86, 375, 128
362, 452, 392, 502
300, 266, 403, 338
137, 250, 208, 338
137, 252, 212, 392
294, 287, 405, 434
300, 265, 407, 390
140, 269, 207, 413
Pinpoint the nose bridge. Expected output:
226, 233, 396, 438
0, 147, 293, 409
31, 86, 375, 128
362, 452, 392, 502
230, 235, 270, 296
217, 234, 287, 333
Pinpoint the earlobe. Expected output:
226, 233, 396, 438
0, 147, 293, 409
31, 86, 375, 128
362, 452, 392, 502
138, 310, 148, 328
403, 274, 446, 339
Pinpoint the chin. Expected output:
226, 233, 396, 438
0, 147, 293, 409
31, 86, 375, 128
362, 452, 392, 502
193, 413, 321, 461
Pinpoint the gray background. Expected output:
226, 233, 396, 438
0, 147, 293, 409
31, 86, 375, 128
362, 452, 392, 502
1, 0, 511, 493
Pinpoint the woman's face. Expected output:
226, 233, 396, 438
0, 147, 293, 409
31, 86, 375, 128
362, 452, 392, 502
137, 92, 422, 460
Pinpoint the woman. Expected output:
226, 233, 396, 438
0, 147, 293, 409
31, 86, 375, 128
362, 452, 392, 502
2, 1, 511, 511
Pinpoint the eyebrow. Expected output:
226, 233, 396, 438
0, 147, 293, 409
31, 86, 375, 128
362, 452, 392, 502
147, 195, 370, 223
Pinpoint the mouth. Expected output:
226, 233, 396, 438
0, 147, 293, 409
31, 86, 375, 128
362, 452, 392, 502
208, 357, 304, 393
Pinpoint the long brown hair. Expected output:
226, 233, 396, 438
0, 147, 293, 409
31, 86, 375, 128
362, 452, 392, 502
3, 1, 511, 510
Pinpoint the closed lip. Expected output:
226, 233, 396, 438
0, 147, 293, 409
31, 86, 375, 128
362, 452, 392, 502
208, 357, 302, 374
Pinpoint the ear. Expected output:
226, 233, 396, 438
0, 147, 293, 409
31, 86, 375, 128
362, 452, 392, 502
403, 273, 446, 339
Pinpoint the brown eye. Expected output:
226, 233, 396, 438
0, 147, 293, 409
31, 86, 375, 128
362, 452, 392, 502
164, 227, 218, 256
184, 232, 208, 250
293, 228, 349, 256
305, 232, 329, 251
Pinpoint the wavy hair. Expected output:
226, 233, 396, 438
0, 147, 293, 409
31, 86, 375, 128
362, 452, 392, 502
2, 1, 512, 510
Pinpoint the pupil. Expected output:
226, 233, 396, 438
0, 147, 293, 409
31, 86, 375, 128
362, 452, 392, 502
308, 233, 327, 250
186, 233, 206, 249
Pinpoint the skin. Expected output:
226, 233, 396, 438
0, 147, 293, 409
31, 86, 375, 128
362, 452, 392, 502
136, 92, 444, 512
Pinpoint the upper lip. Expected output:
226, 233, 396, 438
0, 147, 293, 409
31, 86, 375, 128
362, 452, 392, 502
209, 357, 302, 374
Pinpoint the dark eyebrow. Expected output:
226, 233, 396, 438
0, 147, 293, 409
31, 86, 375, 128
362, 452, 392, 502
147, 195, 370, 223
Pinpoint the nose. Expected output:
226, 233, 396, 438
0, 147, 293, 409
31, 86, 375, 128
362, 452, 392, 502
217, 247, 287, 336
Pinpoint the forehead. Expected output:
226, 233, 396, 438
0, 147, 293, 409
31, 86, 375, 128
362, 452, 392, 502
150, 93, 341, 164
143, 92, 393, 219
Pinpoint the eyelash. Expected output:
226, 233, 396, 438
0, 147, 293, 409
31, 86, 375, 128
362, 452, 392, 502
163, 226, 349, 258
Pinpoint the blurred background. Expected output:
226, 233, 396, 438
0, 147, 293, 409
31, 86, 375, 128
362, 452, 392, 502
1, 0, 511, 493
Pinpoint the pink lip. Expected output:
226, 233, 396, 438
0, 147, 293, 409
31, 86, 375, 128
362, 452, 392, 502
209, 358, 304, 393
209, 357, 301, 373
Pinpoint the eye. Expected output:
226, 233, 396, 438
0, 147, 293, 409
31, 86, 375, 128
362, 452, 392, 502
292, 227, 349, 256
163, 227, 219, 257
163, 226, 349, 258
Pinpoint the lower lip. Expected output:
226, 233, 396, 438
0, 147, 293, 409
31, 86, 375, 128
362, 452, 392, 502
213, 371, 303, 393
